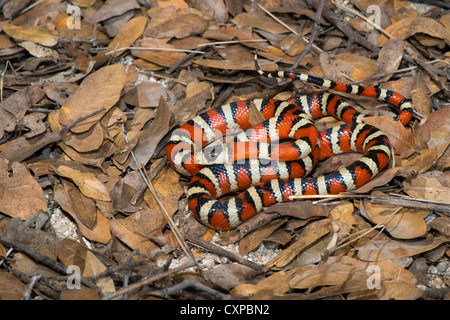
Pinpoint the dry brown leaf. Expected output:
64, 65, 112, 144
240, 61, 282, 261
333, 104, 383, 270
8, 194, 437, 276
378, 17, 450, 47
63, 122, 104, 153
266, 219, 332, 268
54, 165, 111, 201
2, 23, 58, 47
362, 191, 428, 239
231, 12, 290, 34
320, 52, 378, 82
414, 106, 450, 150
10, 252, 59, 279
0, 160, 46, 220
70, 0, 97, 7
128, 97, 172, 170
109, 216, 159, 257
131, 38, 186, 68
0, 270, 27, 300
376, 38, 404, 83
53, 181, 111, 244
63, 179, 97, 229
289, 261, 368, 290
239, 219, 285, 256
107, 16, 147, 58
410, 73, 432, 119
143, 165, 184, 219
83, 250, 116, 295
56, 238, 115, 295
59, 63, 126, 133
402, 171, 450, 203
357, 237, 449, 261
429, 217, 450, 237
145, 7, 208, 39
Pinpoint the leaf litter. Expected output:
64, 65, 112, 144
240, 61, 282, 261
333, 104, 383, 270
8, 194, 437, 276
0, 0, 449, 301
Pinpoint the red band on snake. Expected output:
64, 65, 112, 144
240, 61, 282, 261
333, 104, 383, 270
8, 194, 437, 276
166, 54, 413, 230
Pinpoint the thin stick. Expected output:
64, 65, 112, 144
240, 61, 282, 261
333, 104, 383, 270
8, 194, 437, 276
331, 207, 402, 253
197, 39, 267, 47
186, 236, 264, 271
103, 46, 205, 56
256, 3, 322, 53
331, 0, 393, 39
101, 258, 198, 300
0, 235, 99, 291
289, 0, 325, 71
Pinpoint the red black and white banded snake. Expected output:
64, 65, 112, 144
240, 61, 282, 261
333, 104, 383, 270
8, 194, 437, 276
167, 54, 413, 230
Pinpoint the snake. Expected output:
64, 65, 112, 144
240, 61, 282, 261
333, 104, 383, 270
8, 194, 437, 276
166, 54, 413, 230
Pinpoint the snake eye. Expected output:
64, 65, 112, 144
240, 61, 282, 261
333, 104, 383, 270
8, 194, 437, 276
204, 144, 223, 162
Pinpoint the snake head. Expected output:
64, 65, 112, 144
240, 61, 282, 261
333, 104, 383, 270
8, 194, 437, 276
194, 143, 231, 165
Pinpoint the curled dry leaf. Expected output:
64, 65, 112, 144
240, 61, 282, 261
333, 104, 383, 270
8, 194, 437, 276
53, 181, 111, 244
54, 165, 111, 202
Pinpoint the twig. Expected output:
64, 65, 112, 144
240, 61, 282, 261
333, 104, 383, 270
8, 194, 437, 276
289, 0, 325, 71
124, 129, 199, 273
331, 0, 393, 39
101, 258, 199, 300
411, 0, 450, 9
8, 267, 59, 300
103, 47, 205, 56
197, 39, 267, 47
22, 274, 42, 300
186, 236, 264, 271
130, 155, 168, 205
149, 278, 234, 299
256, 3, 322, 54
0, 235, 99, 291
330, 207, 403, 253
306, 0, 379, 52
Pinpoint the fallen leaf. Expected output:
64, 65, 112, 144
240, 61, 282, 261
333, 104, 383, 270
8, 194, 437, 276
54, 165, 111, 201
266, 219, 332, 268
2, 23, 58, 47
53, 181, 111, 244
357, 237, 449, 261
128, 97, 172, 170
239, 219, 285, 256
58, 63, 126, 133
378, 17, 450, 47
0, 270, 27, 300
0, 160, 46, 220
109, 216, 159, 257
145, 7, 208, 39
107, 16, 147, 58
402, 171, 450, 203
362, 191, 428, 239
